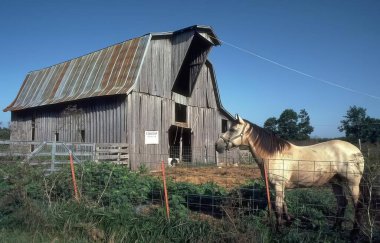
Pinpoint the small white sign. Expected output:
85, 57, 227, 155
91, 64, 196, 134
145, 131, 159, 144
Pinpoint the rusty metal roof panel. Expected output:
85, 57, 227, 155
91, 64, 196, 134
5, 34, 151, 111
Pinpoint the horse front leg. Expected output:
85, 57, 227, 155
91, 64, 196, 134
349, 181, 362, 239
274, 183, 285, 227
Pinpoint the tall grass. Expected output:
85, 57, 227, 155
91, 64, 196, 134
1, 160, 378, 242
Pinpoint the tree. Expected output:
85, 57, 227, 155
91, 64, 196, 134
263, 117, 278, 133
363, 117, 380, 143
277, 109, 299, 140
264, 109, 314, 140
339, 106, 380, 143
297, 109, 314, 140
339, 106, 368, 142
0, 121, 10, 140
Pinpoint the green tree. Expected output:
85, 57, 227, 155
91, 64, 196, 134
264, 109, 314, 140
0, 122, 10, 140
363, 117, 380, 143
338, 106, 368, 142
277, 109, 299, 140
339, 106, 380, 143
297, 109, 314, 140
263, 117, 278, 133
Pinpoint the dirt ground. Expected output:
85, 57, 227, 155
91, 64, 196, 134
151, 164, 262, 189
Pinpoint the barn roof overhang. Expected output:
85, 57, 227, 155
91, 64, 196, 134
151, 25, 221, 46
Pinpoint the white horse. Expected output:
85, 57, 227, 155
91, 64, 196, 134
215, 115, 364, 229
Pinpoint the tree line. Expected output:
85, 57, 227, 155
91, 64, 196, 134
263, 106, 380, 143
338, 106, 380, 143
263, 109, 314, 140
0, 122, 10, 140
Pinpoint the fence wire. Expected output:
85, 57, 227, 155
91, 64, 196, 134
1, 141, 380, 242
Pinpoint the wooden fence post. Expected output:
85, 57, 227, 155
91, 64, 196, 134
51, 141, 56, 172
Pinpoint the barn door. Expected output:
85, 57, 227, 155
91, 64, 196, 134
168, 125, 192, 163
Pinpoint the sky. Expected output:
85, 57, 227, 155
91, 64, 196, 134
0, 0, 379, 138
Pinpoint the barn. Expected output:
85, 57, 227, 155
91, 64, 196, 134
3, 25, 235, 169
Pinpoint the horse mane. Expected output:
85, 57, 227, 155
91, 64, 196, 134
245, 120, 291, 157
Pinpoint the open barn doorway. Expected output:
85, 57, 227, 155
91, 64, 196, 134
168, 126, 192, 163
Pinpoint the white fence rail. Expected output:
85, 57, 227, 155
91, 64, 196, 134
0, 140, 129, 170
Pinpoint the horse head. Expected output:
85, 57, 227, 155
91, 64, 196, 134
215, 114, 249, 153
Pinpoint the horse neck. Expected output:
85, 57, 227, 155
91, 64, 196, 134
246, 131, 266, 167
245, 125, 292, 166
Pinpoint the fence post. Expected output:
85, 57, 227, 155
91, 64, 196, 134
161, 160, 170, 221
93, 143, 97, 162
51, 141, 56, 172
69, 151, 79, 201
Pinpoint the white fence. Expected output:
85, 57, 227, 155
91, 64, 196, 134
0, 140, 129, 170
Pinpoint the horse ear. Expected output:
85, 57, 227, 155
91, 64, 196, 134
236, 114, 244, 124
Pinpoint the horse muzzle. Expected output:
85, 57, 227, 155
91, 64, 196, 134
215, 137, 231, 153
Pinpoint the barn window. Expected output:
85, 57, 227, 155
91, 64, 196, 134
222, 119, 228, 133
175, 103, 187, 123
31, 115, 36, 141
80, 130, 85, 142
54, 132, 59, 142
31, 115, 36, 152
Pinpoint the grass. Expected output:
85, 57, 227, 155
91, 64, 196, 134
0, 159, 379, 242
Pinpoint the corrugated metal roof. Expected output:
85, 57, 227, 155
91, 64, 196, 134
4, 34, 151, 111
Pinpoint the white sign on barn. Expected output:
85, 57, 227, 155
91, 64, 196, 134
145, 131, 159, 144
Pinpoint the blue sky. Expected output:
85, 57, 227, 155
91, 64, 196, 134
1, 0, 379, 138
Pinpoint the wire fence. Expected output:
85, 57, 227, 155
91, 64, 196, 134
1, 141, 380, 241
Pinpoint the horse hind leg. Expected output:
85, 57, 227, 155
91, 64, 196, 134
332, 183, 348, 229
274, 184, 285, 228
283, 201, 293, 223
348, 179, 362, 238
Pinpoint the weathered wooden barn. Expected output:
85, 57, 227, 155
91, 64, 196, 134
4, 25, 235, 169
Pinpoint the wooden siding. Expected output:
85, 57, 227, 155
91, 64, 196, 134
136, 36, 172, 98
127, 60, 229, 169
189, 63, 218, 108
10, 95, 127, 144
